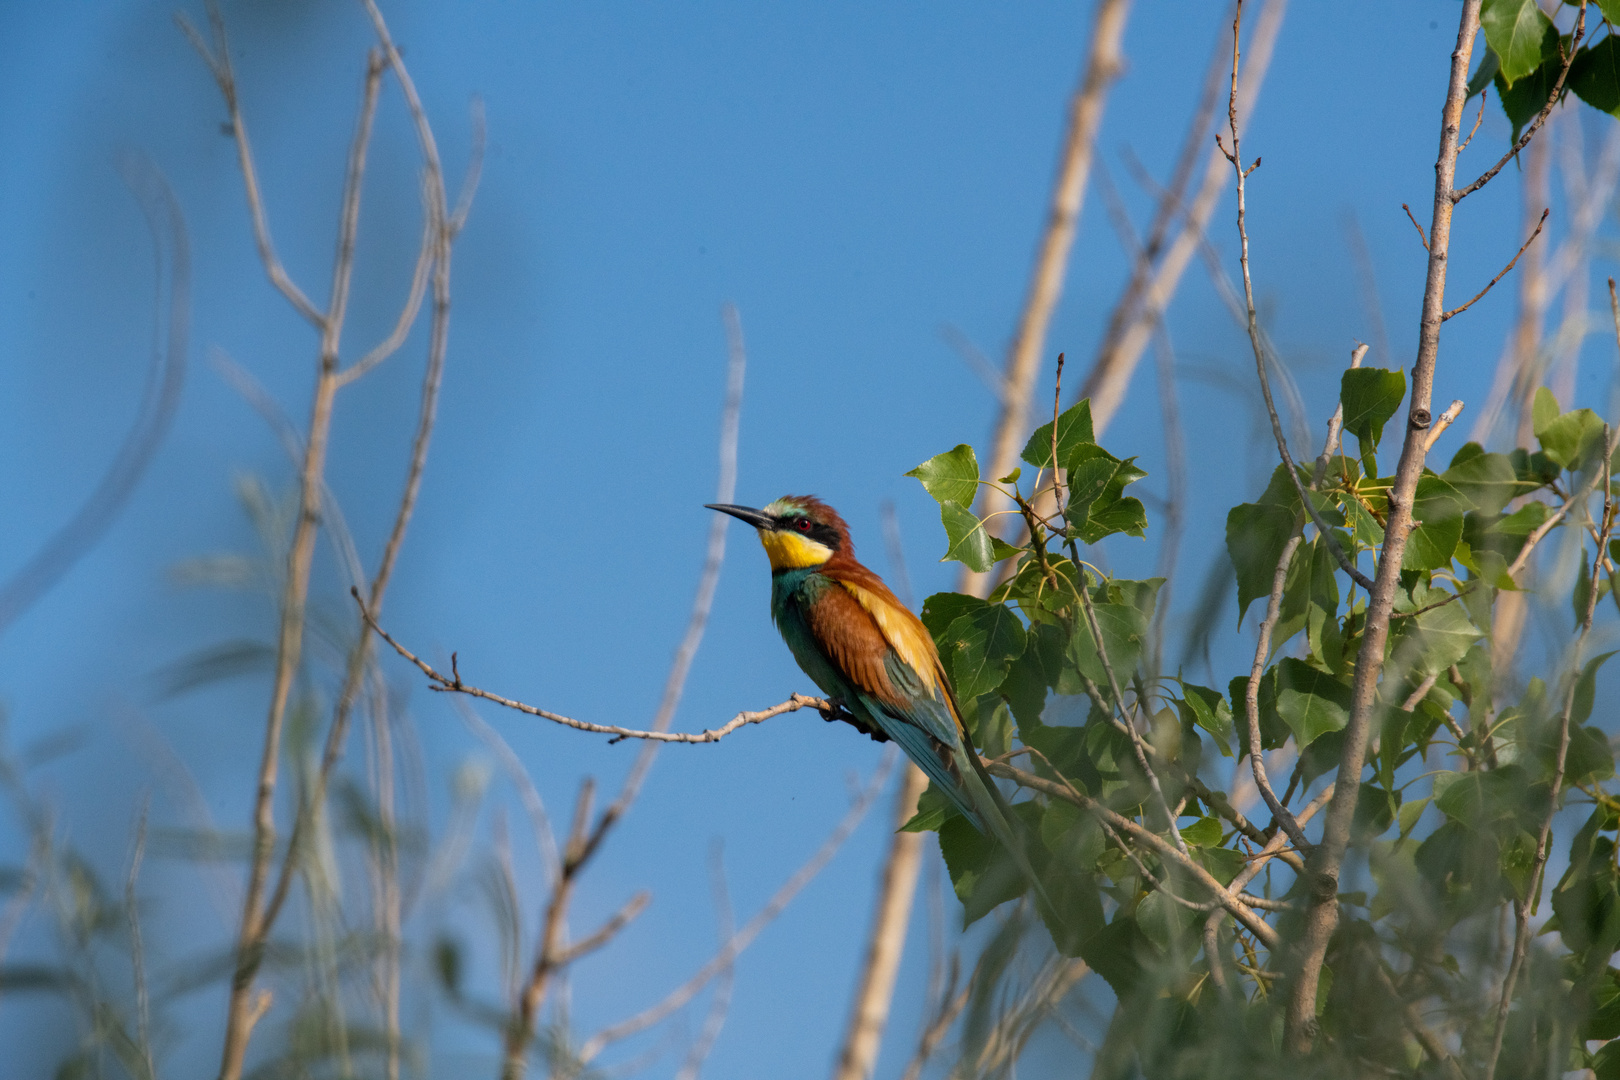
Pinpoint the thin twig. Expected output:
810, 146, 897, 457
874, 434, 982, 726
673, 846, 737, 1080
1079, 0, 1289, 437
1244, 533, 1312, 853
1458, 87, 1487, 155
1219, 1, 1372, 594
1441, 208, 1548, 321
1076, 578, 1189, 855
1402, 204, 1430, 251
175, 4, 324, 326
1452, 2, 1587, 203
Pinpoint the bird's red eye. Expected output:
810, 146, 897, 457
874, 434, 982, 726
795, 518, 812, 532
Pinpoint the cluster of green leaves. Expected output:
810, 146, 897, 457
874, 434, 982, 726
1472, 0, 1620, 139
905, 382, 1620, 1075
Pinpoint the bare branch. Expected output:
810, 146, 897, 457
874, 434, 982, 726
218, 44, 386, 1079
361, 595, 850, 746
1401, 203, 1430, 251
1441, 207, 1548, 321
1220, 1, 1372, 595
1286, 0, 1484, 1052
1423, 399, 1466, 453
553, 890, 653, 969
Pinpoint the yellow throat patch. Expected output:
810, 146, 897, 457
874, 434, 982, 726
759, 528, 834, 570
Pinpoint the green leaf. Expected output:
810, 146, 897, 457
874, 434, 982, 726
1180, 816, 1222, 847
1342, 497, 1386, 548
1002, 622, 1066, 729
1063, 444, 1123, 530
1468, 46, 1502, 98
906, 444, 980, 506
1340, 367, 1407, 473
939, 811, 1033, 925
1072, 454, 1148, 544
920, 592, 987, 641
1481, 0, 1554, 85
1176, 683, 1235, 756
1443, 443, 1526, 515
1573, 651, 1617, 727
900, 782, 957, 833
1537, 405, 1607, 472
1495, 52, 1561, 143
939, 502, 994, 573
1391, 592, 1485, 678
1021, 399, 1095, 469
1274, 657, 1353, 746
1068, 600, 1148, 689
943, 602, 1028, 700
1571, 36, 1620, 116
1226, 463, 1305, 625
1403, 474, 1469, 571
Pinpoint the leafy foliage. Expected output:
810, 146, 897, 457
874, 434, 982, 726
904, 385, 1620, 1076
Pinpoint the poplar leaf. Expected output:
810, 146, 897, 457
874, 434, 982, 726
1404, 474, 1469, 571
1480, 0, 1554, 86
1021, 399, 1095, 468
907, 444, 980, 506
939, 502, 994, 572
1274, 658, 1352, 746
1571, 36, 1620, 116
1340, 367, 1407, 472
944, 602, 1027, 700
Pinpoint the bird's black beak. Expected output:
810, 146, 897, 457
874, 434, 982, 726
705, 503, 774, 530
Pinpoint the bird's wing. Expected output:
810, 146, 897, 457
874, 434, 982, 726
800, 568, 965, 750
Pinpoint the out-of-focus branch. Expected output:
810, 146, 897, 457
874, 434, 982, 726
1079, 0, 1288, 437
673, 847, 738, 1080
1485, 423, 1615, 1080
176, 3, 324, 327
497, 308, 748, 1080
578, 750, 897, 1065
830, 765, 929, 1080
960, 0, 1132, 596
215, 42, 385, 1080
0, 156, 189, 640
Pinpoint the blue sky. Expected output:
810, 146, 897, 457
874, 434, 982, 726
0, 1, 1612, 1076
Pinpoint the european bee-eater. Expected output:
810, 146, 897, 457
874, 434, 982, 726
707, 496, 1039, 890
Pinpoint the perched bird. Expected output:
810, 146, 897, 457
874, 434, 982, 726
706, 496, 1041, 892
